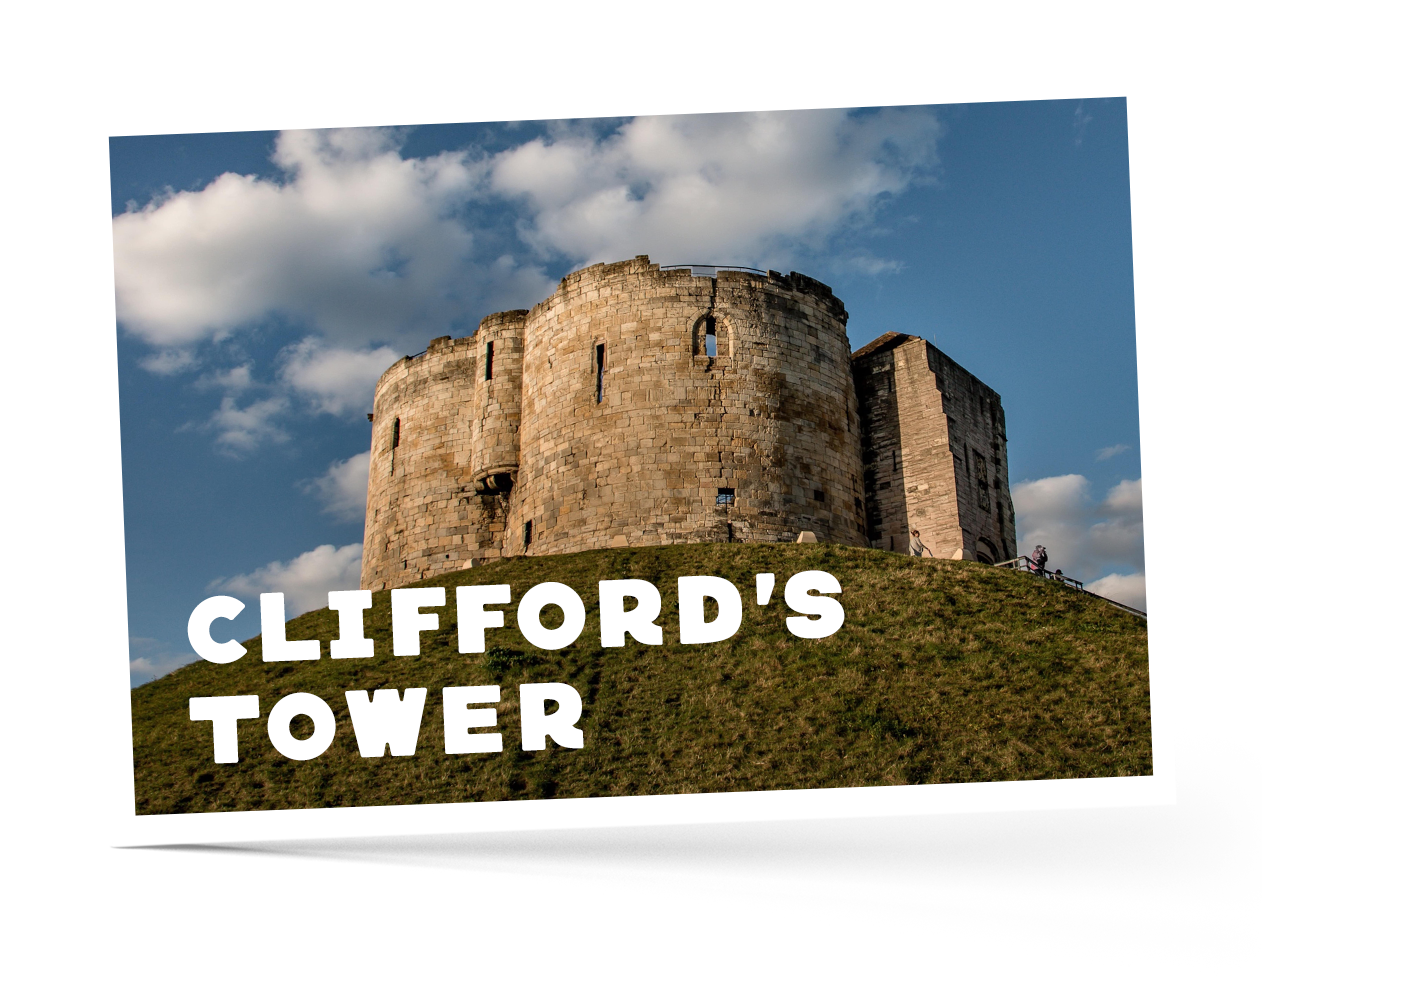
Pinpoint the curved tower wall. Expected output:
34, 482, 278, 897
468, 309, 525, 493
361, 332, 509, 591
506, 257, 867, 556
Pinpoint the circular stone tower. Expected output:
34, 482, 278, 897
505, 256, 866, 557
360, 256, 868, 590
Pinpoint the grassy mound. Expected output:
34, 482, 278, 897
131, 543, 1151, 814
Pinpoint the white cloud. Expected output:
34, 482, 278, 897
113, 113, 942, 453
129, 652, 199, 683
197, 363, 255, 394
213, 543, 364, 616
280, 340, 399, 416
1087, 573, 1147, 612
208, 395, 290, 453
113, 113, 938, 354
112, 128, 508, 349
1095, 443, 1130, 461
302, 450, 371, 523
1102, 477, 1141, 515
490, 109, 941, 267
1012, 475, 1144, 607
139, 349, 196, 374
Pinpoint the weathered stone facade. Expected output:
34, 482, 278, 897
360, 256, 1013, 590
853, 333, 1017, 563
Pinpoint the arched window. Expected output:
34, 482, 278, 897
693, 313, 727, 358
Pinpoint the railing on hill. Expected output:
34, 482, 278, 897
996, 556, 1084, 589
995, 556, 1147, 620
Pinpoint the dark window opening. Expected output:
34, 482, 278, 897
879, 481, 891, 490
704, 316, 717, 357
595, 343, 605, 403
813, 489, 825, 503
891, 450, 898, 473
716, 487, 735, 506
485, 341, 494, 381
392, 418, 401, 448
523, 519, 533, 548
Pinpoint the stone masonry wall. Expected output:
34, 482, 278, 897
854, 334, 1015, 562
930, 341, 1017, 562
361, 331, 510, 591
507, 257, 867, 556
468, 309, 525, 491
360, 257, 1010, 590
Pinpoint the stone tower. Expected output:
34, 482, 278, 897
852, 333, 1017, 563
359, 256, 1013, 590
361, 256, 867, 589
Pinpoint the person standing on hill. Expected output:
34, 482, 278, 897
909, 529, 931, 557
1031, 545, 1048, 576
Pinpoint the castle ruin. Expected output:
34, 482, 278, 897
360, 256, 1015, 590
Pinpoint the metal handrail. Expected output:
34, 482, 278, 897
660, 263, 771, 276
993, 556, 1147, 619
996, 556, 1083, 589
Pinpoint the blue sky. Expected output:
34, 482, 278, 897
112, 98, 1143, 684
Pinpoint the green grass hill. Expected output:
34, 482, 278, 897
131, 543, 1151, 814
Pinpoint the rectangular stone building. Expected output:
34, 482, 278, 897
852, 332, 1017, 563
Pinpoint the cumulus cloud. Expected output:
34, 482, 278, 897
301, 450, 371, 523
1095, 443, 1130, 461
1012, 475, 1145, 609
280, 340, 399, 416
489, 108, 941, 267
114, 114, 939, 353
1087, 573, 1147, 612
196, 363, 255, 394
114, 113, 942, 453
129, 636, 199, 685
207, 395, 290, 453
213, 543, 364, 616
139, 348, 196, 374
114, 128, 496, 348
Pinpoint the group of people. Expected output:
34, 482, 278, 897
905, 530, 1062, 580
